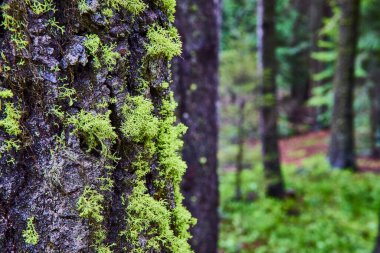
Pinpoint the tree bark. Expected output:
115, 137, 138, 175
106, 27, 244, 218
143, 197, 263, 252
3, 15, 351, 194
328, 0, 359, 170
0, 1, 194, 252
173, 1, 220, 252
257, 0, 285, 199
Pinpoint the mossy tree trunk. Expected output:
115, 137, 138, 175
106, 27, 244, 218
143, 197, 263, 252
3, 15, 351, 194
328, 0, 359, 170
257, 0, 285, 199
0, 0, 194, 252
173, 0, 220, 252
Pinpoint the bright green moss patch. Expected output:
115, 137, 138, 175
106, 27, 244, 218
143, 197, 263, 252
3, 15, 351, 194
1, 4, 28, 49
25, 0, 56, 15
22, 217, 39, 246
101, 43, 121, 71
77, 186, 104, 223
68, 110, 117, 155
122, 183, 193, 253
145, 25, 182, 60
120, 95, 159, 143
156, 93, 187, 185
106, 0, 147, 15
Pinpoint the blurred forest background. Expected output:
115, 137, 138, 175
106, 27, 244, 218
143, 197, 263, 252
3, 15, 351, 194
211, 0, 380, 252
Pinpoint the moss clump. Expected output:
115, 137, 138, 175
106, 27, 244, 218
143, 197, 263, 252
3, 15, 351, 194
145, 25, 182, 60
1, 4, 28, 49
122, 182, 193, 253
68, 110, 117, 156
83, 35, 120, 71
107, 0, 147, 15
25, 0, 56, 15
120, 95, 159, 143
77, 187, 114, 253
101, 43, 121, 71
77, 186, 104, 223
156, 93, 187, 185
156, 0, 176, 22
84, 34, 102, 68
22, 217, 39, 246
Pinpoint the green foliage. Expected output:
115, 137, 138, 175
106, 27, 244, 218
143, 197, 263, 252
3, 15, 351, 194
120, 96, 159, 143
220, 155, 380, 253
68, 110, 117, 155
22, 217, 39, 246
145, 25, 182, 60
77, 186, 104, 223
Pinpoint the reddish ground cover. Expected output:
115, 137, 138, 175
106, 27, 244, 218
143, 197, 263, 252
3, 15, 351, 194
279, 130, 380, 172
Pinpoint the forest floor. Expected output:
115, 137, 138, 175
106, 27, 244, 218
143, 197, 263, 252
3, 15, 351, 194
249, 130, 380, 172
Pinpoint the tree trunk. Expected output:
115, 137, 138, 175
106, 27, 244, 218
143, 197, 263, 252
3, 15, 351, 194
328, 0, 359, 170
368, 59, 380, 157
173, 0, 220, 252
235, 100, 246, 201
257, 0, 285, 199
0, 1, 194, 252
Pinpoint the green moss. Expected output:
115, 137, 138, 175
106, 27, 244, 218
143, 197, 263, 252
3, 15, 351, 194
68, 110, 117, 156
77, 186, 104, 223
101, 43, 121, 71
77, 187, 113, 252
106, 0, 147, 15
155, 0, 176, 22
1, 4, 28, 49
58, 84, 76, 106
83, 35, 120, 70
25, 0, 56, 15
145, 25, 182, 60
120, 95, 159, 143
22, 217, 39, 246
0, 101, 22, 137
84, 34, 102, 68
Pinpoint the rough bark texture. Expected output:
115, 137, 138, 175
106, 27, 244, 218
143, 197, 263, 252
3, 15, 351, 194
0, 1, 194, 252
173, 0, 220, 252
257, 0, 285, 198
328, 0, 359, 170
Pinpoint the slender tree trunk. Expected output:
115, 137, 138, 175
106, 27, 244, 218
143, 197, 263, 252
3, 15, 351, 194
235, 100, 246, 201
368, 59, 380, 157
309, 0, 328, 129
0, 1, 194, 252
257, 0, 285, 199
328, 0, 360, 170
173, 0, 220, 252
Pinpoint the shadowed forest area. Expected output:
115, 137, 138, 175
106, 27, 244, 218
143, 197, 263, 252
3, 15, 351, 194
1, 0, 380, 253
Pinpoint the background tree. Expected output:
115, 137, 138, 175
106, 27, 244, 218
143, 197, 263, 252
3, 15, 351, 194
0, 0, 194, 252
328, 0, 360, 170
257, 0, 285, 198
173, 0, 220, 252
